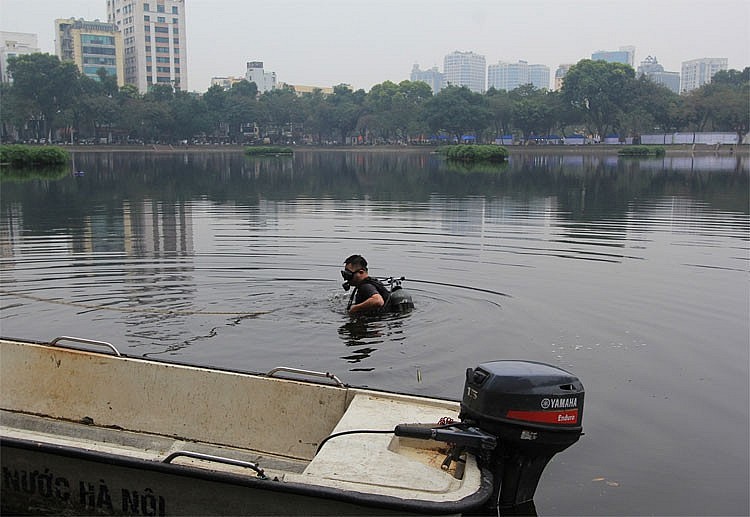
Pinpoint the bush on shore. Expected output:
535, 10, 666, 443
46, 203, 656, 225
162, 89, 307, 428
0, 144, 69, 166
437, 144, 509, 163
618, 145, 666, 157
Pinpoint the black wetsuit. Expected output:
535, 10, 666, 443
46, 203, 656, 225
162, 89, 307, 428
351, 277, 391, 310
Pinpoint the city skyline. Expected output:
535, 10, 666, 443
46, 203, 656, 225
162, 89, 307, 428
1, 0, 748, 92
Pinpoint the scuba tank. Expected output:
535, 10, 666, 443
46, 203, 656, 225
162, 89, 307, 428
382, 277, 414, 313
343, 276, 414, 313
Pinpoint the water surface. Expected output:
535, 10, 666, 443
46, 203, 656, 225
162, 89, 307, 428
1, 150, 748, 515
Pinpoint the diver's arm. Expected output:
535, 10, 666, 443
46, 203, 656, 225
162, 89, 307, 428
349, 293, 385, 314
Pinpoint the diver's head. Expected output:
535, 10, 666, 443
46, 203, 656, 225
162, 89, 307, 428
342, 254, 369, 289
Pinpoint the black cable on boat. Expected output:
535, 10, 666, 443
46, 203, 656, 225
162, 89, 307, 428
315, 422, 462, 454
316, 429, 393, 454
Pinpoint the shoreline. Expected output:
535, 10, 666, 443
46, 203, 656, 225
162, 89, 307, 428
57, 143, 749, 156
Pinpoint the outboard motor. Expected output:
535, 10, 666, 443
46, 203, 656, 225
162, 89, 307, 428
394, 360, 584, 513
460, 360, 584, 511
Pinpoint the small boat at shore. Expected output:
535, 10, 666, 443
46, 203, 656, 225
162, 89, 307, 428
0, 336, 584, 516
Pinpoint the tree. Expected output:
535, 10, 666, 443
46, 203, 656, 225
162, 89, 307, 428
202, 84, 228, 140
485, 88, 514, 139
364, 81, 400, 142
509, 85, 557, 140
328, 84, 366, 144
393, 80, 432, 142
621, 77, 680, 136
226, 80, 264, 141
300, 88, 333, 144
704, 68, 750, 142
6, 53, 81, 141
259, 85, 303, 143
561, 59, 636, 138
422, 86, 491, 142
0, 82, 36, 141
171, 90, 210, 142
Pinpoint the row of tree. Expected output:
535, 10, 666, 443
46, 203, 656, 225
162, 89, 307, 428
1, 53, 748, 145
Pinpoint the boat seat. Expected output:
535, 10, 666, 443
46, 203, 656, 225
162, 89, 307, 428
298, 392, 480, 498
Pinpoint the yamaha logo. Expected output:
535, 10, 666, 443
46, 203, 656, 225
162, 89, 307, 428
541, 397, 577, 409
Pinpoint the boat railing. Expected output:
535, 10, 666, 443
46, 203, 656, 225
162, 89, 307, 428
162, 451, 267, 479
48, 336, 122, 356
266, 367, 344, 387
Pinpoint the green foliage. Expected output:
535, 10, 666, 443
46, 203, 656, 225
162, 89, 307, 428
561, 59, 636, 138
0, 54, 747, 146
617, 146, 666, 156
0, 144, 69, 166
422, 86, 492, 141
686, 67, 750, 142
437, 144, 509, 162
244, 146, 293, 156
5, 53, 81, 140
509, 85, 560, 139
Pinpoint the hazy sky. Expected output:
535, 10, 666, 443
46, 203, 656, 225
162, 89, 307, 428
2, 0, 749, 92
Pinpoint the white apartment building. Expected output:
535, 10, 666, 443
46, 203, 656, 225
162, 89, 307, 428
591, 46, 635, 67
637, 56, 680, 94
680, 58, 728, 93
107, 0, 187, 92
245, 61, 276, 93
488, 60, 550, 91
443, 51, 486, 93
0, 31, 39, 83
528, 64, 550, 90
410, 64, 445, 94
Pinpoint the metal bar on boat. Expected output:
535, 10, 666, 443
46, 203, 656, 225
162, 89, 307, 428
162, 451, 267, 478
48, 336, 122, 356
266, 367, 344, 387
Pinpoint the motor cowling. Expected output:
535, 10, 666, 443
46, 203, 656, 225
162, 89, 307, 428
459, 360, 584, 510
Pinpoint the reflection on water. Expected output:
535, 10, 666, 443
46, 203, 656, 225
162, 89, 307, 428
338, 312, 410, 368
0, 150, 748, 516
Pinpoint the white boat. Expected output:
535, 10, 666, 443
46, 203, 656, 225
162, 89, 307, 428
0, 336, 584, 515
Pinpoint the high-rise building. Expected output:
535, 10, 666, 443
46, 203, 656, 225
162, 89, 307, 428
410, 64, 444, 94
55, 18, 124, 86
528, 64, 550, 90
636, 56, 680, 94
592, 46, 635, 67
680, 57, 728, 93
0, 31, 39, 83
553, 64, 572, 91
443, 51, 486, 93
245, 61, 276, 93
107, 0, 187, 93
488, 60, 549, 91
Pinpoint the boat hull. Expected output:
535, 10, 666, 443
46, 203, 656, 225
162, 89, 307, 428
2, 437, 487, 516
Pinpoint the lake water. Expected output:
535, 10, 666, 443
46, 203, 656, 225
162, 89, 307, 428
1, 149, 748, 515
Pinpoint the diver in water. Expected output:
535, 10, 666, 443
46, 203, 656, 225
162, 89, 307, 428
342, 255, 388, 314
341, 254, 414, 315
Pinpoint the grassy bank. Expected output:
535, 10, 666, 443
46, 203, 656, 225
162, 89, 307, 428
0, 144, 69, 166
618, 145, 666, 157
245, 146, 293, 156
436, 144, 509, 162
